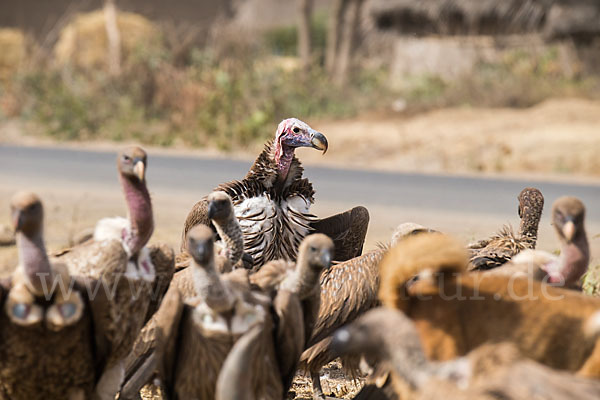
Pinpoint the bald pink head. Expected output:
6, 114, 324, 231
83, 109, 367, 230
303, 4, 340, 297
272, 118, 328, 181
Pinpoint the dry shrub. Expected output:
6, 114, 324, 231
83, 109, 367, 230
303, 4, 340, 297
54, 10, 159, 71
0, 29, 26, 82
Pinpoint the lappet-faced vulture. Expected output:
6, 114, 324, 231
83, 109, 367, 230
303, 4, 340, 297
181, 118, 369, 268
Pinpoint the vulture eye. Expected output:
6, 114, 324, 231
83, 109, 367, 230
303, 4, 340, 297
309, 246, 317, 252
293, 127, 300, 133
122, 155, 131, 162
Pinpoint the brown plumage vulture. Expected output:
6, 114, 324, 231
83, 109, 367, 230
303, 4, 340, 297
250, 233, 334, 392
175, 191, 250, 273
331, 307, 600, 400
468, 187, 544, 270
377, 233, 600, 378
120, 225, 281, 400
181, 118, 369, 268
487, 196, 590, 288
299, 223, 435, 400
0, 192, 97, 399
50, 147, 174, 400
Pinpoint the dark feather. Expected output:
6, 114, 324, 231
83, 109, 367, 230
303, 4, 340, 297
311, 206, 370, 262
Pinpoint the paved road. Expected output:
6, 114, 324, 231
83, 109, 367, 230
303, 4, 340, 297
1, 144, 599, 223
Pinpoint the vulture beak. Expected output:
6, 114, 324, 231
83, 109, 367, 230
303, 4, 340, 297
310, 131, 328, 154
11, 210, 22, 232
562, 219, 576, 243
133, 159, 145, 182
320, 250, 332, 268
208, 202, 217, 220
192, 240, 211, 264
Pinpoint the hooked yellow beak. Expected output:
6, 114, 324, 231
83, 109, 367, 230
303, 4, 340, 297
133, 161, 145, 182
562, 220, 576, 242
311, 131, 328, 155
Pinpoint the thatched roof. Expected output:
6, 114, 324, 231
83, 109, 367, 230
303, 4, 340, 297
368, 0, 600, 42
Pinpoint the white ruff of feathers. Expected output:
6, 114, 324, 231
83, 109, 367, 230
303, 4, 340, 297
93, 216, 155, 282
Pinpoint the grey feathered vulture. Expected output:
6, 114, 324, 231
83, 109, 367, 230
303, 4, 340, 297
0, 192, 98, 399
51, 147, 174, 400
331, 307, 600, 400
468, 187, 544, 271
120, 225, 281, 400
250, 233, 334, 392
299, 223, 435, 400
181, 118, 369, 268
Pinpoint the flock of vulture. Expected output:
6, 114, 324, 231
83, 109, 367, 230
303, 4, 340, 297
1, 117, 598, 400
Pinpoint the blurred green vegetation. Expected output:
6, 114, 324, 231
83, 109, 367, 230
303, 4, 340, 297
0, 16, 598, 150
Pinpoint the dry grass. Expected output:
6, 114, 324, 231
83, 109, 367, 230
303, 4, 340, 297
54, 10, 159, 71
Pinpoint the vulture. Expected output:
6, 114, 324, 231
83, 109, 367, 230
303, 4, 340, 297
468, 187, 544, 270
299, 223, 435, 400
120, 225, 281, 400
0, 192, 97, 399
175, 191, 250, 273
181, 118, 369, 268
331, 307, 600, 400
215, 323, 265, 400
51, 147, 174, 400
486, 196, 590, 287
377, 233, 600, 378
250, 233, 335, 391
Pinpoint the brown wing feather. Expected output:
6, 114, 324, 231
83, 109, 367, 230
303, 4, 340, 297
469, 225, 532, 271
249, 260, 293, 292
120, 285, 186, 398
272, 290, 305, 392
144, 243, 175, 322
311, 206, 370, 262
308, 248, 384, 347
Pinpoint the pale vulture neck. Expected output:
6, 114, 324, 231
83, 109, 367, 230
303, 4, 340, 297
213, 216, 244, 266
17, 230, 53, 296
192, 260, 234, 311
295, 258, 322, 300
120, 174, 154, 255
558, 231, 590, 286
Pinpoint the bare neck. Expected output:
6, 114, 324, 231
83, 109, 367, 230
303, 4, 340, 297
120, 174, 153, 255
192, 260, 234, 312
213, 217, 244, 266
17, 230, 53, 296
558, 230, 590, 286
273, 143, 295, 184
295, 258, 322, 300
